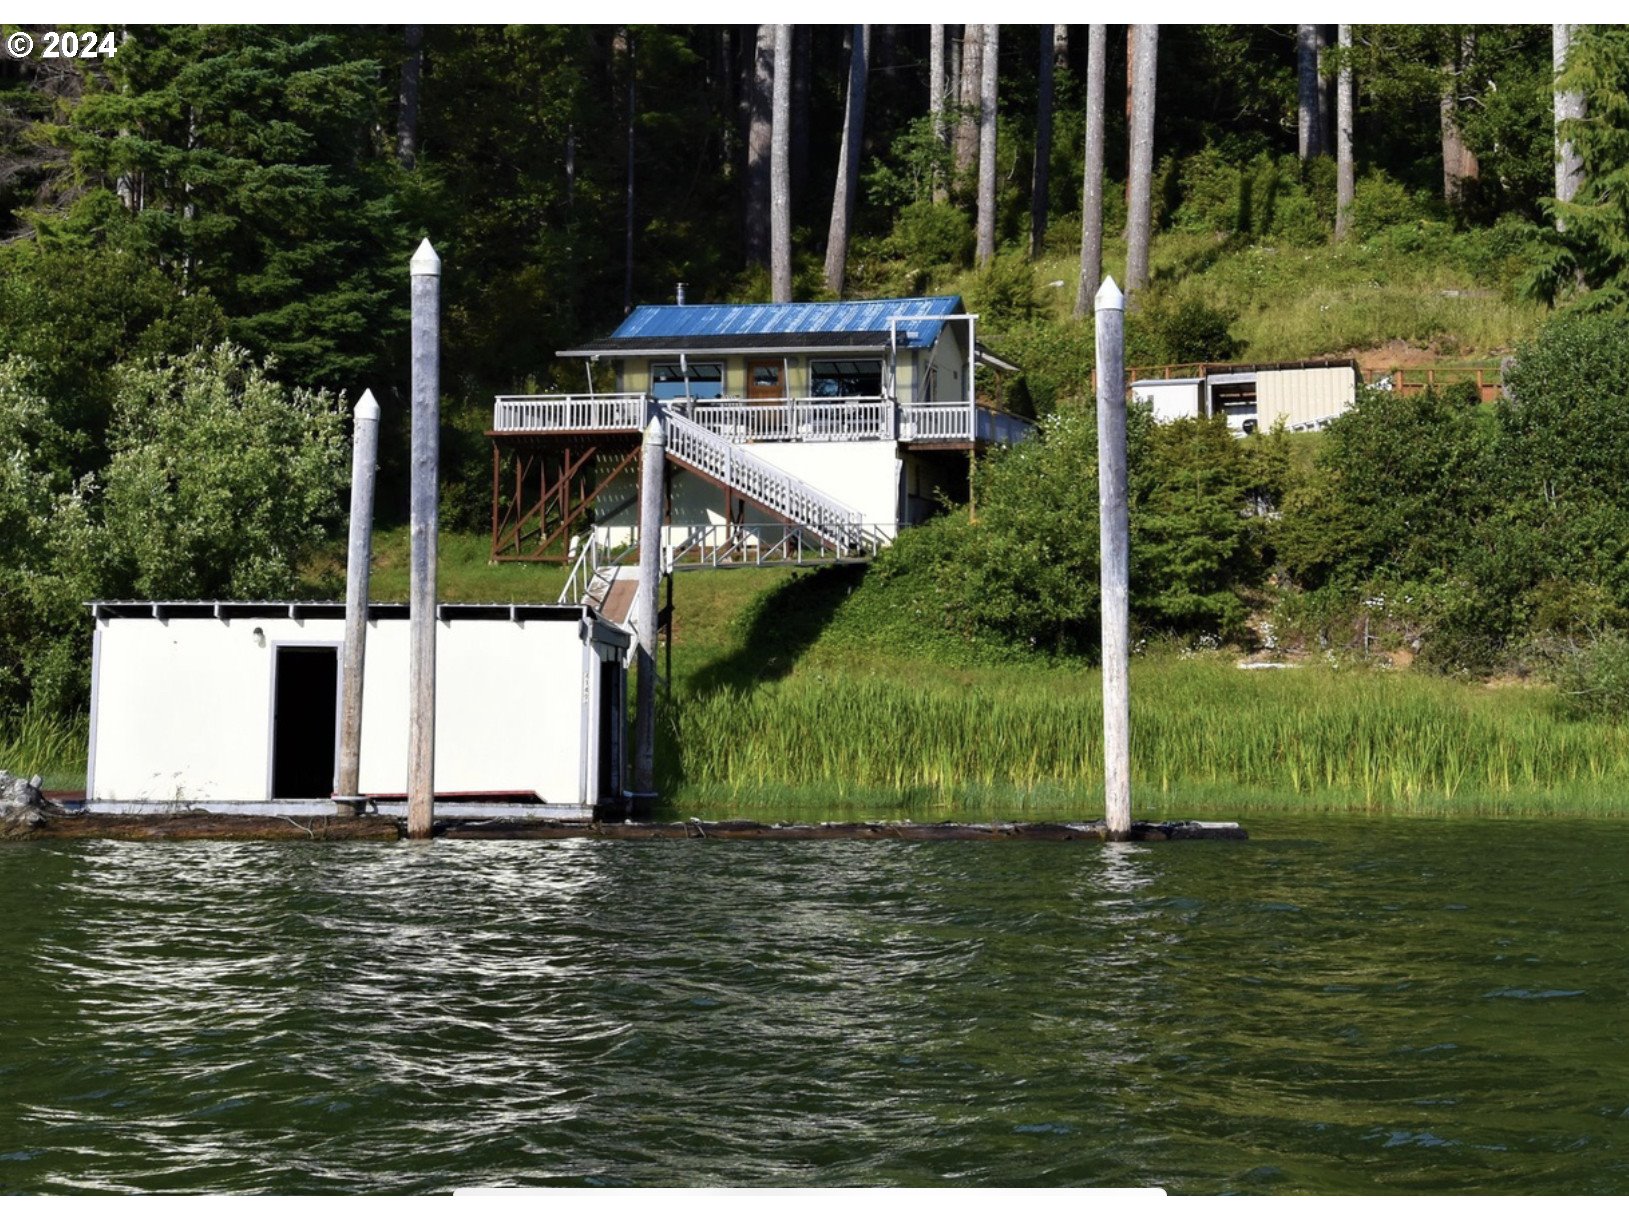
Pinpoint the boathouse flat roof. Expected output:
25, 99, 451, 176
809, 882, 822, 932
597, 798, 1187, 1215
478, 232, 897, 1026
86, 601, 612, 625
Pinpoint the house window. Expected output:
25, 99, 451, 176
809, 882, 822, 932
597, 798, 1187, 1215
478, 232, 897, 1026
809, 360, 882, 399
650, 361, 724, 401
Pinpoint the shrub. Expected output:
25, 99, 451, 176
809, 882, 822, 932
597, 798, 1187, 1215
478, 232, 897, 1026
890, 200, 973, 269
1553, 631, 1629, 720
1347, 171, 1422, 239
1139, 295, 1244, 364
969, 253, 1042, 328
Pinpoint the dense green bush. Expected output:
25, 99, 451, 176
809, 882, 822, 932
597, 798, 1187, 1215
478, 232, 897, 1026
1554, 631, 1629, 720
890, 200, 974, 269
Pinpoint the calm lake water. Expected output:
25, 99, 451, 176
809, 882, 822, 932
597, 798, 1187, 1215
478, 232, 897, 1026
3, 814, 1628, 1193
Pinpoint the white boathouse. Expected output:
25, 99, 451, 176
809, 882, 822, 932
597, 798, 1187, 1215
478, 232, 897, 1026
85, 601, 629, 815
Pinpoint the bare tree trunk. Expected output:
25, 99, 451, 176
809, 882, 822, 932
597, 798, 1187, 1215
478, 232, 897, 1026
1125, 26, 1158, 301
824, 25, 869, 296
397, 24, 423, 170
1030, 25, 1055, 259
1553, 23, 1585, 230
954, 24, 983, 179
1317, 25, 1334, 157
745, 25, 775, 267
930, 23, 947, 203
565, 125, 576, 210
976, 25, 1000, 266
948, 26, 963, 135
1075, 24, 1107, 318
718, 27, 738, 173
1297, 24, 1321, 160
1335, 24, 1355, 241
622, 29, 637, 316
1053, 24, 1070, 70
1441, 33, 1479, 207
771, 25, 794, 302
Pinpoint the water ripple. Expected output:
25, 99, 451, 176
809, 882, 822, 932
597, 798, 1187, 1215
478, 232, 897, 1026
3, 817, 1629, 1191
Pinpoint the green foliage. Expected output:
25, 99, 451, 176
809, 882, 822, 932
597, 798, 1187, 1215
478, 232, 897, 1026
1554, 631, 1629, 721
101, 345, 350, 599
1135, 294, 1244, 364
0, 359, 100, 716
968, 253, 1042, 327
52, 26, 409, 389
1349, 172, 1429, 239
1134, 416, 1256, 635
1534, 25, 1629, 309
888, 200, 973, 269
865, 113, 956, 210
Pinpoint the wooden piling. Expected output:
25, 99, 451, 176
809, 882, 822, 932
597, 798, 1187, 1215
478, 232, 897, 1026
408, 239, 440, 840
336, 389, 380, 813
1095, 276, 1132, 839
632, 412, 666, 808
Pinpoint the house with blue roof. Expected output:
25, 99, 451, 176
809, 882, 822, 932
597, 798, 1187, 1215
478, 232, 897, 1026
487, 294, 1031, 612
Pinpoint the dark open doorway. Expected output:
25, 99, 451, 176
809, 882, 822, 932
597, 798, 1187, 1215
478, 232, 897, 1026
272, 646, 339, 799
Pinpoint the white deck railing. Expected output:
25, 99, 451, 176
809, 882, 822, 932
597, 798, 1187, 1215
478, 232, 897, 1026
493, 393, 650, 433
673, 397, 892, 442
492, 391, 1034, 447
663, 413, 882, 554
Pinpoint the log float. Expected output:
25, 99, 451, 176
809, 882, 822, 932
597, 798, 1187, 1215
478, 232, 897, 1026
6, 806, 1245, 843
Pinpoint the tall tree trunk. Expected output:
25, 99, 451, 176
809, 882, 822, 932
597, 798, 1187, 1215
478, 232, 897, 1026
1297, 24, 1321, 160
954, 24, 983, 179
397, 24, 423, 170
565, 125, 576, 210
1440, 32, 1479, 207
976, 25, 1000, 266
1075, 23, 1107, 318
1553, 23, 1585, 230
771, 25, 794, 302
930, 23, 947, 203
1030, 25, 1055, 259
1124, 24, 1158, 301
745, 25, 775, 267
1335, 24, 1355, 241
792, 25, 812, 206
622, 29, 637, 316
824, 25, 869, 296
1053, 24, 1070, 71
1317, 25, 1334, 157
718, 27, 737, 172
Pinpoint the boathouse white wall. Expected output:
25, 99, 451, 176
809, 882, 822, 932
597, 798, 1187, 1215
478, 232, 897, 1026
87, 605, 627, 809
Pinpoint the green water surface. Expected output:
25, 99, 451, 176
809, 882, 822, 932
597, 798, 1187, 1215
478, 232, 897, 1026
2, 814, 1627, 1192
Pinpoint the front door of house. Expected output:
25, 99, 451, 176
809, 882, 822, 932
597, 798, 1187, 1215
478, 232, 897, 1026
747, 360, 784, 402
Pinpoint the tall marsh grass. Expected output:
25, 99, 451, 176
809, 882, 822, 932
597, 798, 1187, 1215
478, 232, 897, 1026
0, 709, 87, 790
661, 660, 1629, 816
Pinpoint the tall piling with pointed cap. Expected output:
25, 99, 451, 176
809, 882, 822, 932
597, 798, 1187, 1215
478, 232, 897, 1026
408, 238, 440, 839
336, 389, 381, 813
1094, 275, 1132, 839
631, 411, 666, 809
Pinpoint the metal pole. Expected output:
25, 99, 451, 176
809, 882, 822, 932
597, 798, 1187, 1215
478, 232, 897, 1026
336, 388, 380, 814
1095, 275, 1132, 839
631, 412, 665, 811
408, 238, 440, 840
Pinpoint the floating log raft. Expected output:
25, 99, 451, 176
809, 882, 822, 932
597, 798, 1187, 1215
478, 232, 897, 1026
7, 804, 1245, 843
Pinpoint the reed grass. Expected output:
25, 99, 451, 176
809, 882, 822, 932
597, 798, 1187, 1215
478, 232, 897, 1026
0, 708, 88, 791
660, 659, 1629, 817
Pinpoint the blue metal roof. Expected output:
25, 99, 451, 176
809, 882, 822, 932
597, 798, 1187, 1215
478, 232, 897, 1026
609, 296, 963, 350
